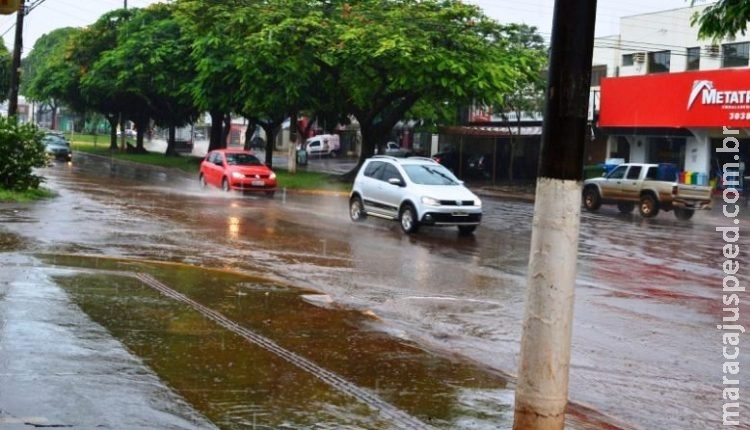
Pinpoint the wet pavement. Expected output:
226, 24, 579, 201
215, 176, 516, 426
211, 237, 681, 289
0, 153, 748, 429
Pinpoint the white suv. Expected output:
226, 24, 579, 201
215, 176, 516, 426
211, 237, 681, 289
349, 156, 482, 234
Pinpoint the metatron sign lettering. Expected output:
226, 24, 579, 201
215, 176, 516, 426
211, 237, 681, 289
600, 69, 750, 128
688, 80, 750, 108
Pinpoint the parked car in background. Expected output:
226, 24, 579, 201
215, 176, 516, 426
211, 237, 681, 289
199, 149, 277, 197
42, 133, 72, 162
431, 149, 459, 173
349, 155, 482, 235
304, 134, 340, 158
466, 154, 491, 179
116, 129, 137, 137
382, 141, 412, 157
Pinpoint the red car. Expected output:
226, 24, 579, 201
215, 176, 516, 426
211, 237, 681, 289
199, 149, 277, 197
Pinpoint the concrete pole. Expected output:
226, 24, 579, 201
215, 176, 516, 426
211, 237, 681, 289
512, 0, 597, 429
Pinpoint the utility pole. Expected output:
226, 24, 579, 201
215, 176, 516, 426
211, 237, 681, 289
7, 0, 25, 119
512, 0, 597, 429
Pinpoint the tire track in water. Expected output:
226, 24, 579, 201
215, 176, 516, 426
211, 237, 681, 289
132, 272, 435, 430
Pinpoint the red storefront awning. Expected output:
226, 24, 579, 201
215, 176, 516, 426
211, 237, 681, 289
599, 69, 750, 128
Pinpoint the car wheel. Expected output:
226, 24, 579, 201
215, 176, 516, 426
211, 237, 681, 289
582, 187, 601, 211
349, 196, 367, 222
399, 204, 420, 234
458, 225, 476, 235
221, 177, 231, 192
617, 202, 635, 213
638, 194, 659, 218
674, 207, 694, 220
329, 150, 338, 158
199, 173, 207, 189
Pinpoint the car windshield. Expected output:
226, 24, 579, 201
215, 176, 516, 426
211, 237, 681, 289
43, 136, 69, 146
402, 164, 460, 185
225, 153, 262, 166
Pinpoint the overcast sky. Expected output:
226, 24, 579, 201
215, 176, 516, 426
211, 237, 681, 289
0, 0, 696, 54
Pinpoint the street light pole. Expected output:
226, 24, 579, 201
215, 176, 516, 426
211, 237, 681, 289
7, 0, 25, 119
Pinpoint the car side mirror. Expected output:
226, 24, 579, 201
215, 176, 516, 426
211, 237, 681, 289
387, 177, 403, 186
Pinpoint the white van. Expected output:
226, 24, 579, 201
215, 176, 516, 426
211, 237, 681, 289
304, 134, 340, 158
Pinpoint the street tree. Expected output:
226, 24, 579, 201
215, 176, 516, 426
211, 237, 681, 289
70, 9, 137, 150
230, 0, 346, 168
494, 24, 548, 182
109, 3, 200, 155
691, 0, 750, 39
292, 0, 533, 173
22, 28, 80, 130
179, 0, 536, 176
0, 41, 12, 107
175, 0, 248, 153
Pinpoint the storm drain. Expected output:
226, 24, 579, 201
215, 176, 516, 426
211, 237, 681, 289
133, 272, 435, 430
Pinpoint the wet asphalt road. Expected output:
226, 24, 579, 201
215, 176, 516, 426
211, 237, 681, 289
1, 152, 749, 429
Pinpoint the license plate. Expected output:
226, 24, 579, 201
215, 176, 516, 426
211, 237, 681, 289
251, 180, 265, 186
452, 211, 468, 216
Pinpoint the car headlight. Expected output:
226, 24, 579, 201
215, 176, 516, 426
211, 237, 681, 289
421, 196, 440, 206
231, 171, 244, 179
269, 172, 276, 180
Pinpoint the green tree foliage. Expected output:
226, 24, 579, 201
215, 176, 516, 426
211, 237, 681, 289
691, 0, 750, 39
22, 27, 80, 129
0, 41, 11, 105
105, 3, 200, 154
21, 0, 547, 172
494, 24, 548, 181
70, 9, 137, 150
190, 0, 539, 171
0, 118, 47, 191
175, 0, 249, 153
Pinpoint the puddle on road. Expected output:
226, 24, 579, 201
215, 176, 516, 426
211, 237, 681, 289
0, 231, 26, 252
41, 254, 514, 429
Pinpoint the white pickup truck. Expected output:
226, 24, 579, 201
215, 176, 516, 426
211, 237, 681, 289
582, 163, 713, 220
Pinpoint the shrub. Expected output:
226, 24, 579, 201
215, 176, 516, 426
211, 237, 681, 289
0, 117, 48, 191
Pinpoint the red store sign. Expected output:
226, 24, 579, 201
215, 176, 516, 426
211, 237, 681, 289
599, 69, 750, 128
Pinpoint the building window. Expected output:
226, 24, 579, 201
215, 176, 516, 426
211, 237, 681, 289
622, 54, 634, 66
647, 50, 670, 73
722, 42, 750, 68
590, 65, 607, 86
686, 47, 700, 70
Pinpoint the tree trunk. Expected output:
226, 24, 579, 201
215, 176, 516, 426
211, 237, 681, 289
51, 105, 58, 130
107, 115, 118, 150
221, 113, 231, 149
287, 112, 299, 174
166, 126, 177, 156
208, 110, 224, 152
262, 123, 276, 167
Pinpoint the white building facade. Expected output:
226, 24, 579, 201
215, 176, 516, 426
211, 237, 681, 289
591, 4, 749, 187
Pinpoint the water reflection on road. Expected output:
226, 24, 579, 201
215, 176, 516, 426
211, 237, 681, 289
43, 256, 512, 429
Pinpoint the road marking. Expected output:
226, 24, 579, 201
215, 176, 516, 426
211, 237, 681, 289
132, 272, 435, 430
